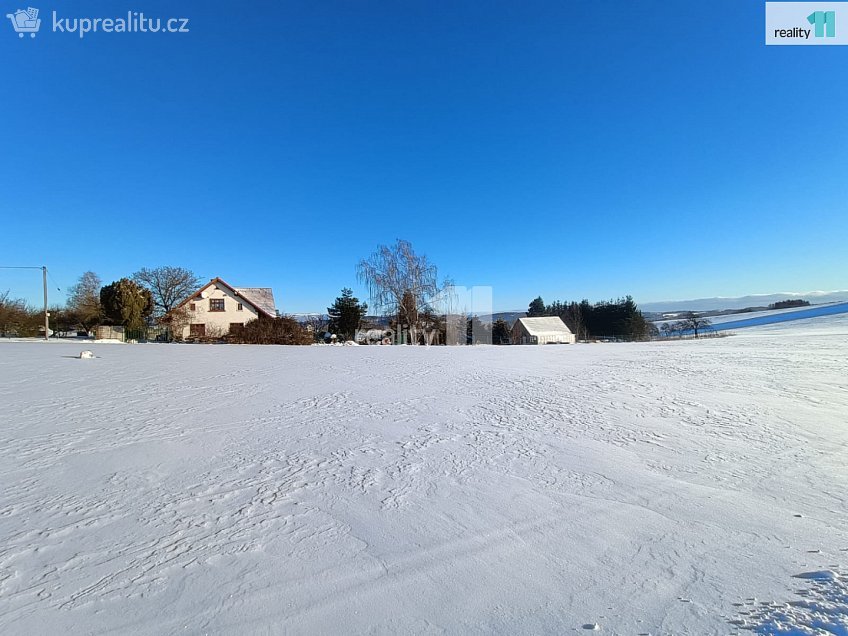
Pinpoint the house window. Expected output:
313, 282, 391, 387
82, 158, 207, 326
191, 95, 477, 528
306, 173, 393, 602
209, 299, 225, 312
189, 324, 206, 337
189, 303, 196, 311
229, 323, 244, 334
237, 303, 243, 311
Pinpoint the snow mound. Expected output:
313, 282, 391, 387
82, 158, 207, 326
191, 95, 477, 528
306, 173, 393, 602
78, 350, 94, 359
793, 570, 840, 581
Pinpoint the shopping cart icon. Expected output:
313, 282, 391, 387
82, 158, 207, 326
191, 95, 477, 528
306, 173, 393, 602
6, 7, 41, 38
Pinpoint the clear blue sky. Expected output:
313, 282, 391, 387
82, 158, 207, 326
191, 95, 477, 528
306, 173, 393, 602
1, 0, 846, 312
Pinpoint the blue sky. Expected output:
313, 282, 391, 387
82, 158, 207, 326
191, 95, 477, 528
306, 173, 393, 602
1, 0, 846, 312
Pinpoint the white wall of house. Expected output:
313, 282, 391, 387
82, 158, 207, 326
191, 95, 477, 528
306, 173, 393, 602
181, 285, 260, 339
534, 333, 576, 345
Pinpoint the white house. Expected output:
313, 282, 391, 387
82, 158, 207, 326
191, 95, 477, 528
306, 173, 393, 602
510, 316, 576, 345
172, 278, 277, 339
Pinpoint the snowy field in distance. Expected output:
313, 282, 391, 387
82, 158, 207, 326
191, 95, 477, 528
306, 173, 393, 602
652, 302, 848, 333
1, 316, 847, 635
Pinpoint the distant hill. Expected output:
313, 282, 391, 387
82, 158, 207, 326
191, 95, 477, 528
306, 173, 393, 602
654, 301, 848, 333
489, 311, 525, 325
640, 291, 848, 314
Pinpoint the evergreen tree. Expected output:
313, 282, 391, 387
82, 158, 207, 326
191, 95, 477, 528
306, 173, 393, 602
100, 278, 154, 331
327, 288, 368, 341
492, 318, 510, 344
527, 296, 546, 317
528, 294, 652, 341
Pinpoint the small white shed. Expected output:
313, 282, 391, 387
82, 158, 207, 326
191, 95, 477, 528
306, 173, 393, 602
511, 316, 576, 345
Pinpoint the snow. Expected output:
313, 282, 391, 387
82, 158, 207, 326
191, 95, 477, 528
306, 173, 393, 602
1, 315, 847, 634
734, 571, 848, 634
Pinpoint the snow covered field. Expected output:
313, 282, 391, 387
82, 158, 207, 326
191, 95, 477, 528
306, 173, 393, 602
653, 302, 848, 334
1, 317, 847, 635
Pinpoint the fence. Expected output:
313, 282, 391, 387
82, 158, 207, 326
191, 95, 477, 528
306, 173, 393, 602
94, 325, 170, 342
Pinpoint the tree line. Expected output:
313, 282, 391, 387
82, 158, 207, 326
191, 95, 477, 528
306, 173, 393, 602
0, 264, 371, 345
1, 266, 206, 338
525, 295, 656, 341
2, 239, 669, 345
64, 267, 199, 335
769, 299, 809, 310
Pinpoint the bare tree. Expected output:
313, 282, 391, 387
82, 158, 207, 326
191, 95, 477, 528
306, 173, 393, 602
0, 291, 25, 335
564, 302, 588, 341
163, 305, 191, 341
301, 314, 330, 342
678, 312, 713, 339
205, 323, 226, 340
66, 271, 102, 332
0, 292, 42, 337
132, 266, 202, 317
356, 240, 440, 342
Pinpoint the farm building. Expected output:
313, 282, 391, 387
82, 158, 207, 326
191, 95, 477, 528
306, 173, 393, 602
510, 316, 576, 345
170, 278, 277, 340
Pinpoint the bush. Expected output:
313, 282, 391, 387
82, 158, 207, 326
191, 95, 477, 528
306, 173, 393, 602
228, 316, 312, 345
0, 291, 42, 337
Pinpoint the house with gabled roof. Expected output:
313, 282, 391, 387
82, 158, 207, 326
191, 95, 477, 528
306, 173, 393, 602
171, 277, 278, 340
510, 316, 576, 345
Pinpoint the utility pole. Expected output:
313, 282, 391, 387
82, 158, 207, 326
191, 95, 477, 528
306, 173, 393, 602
0, 265, 51, 340
43, 266, 49, 341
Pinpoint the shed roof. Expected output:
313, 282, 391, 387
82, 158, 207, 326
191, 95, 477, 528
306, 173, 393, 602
514, 316, 574, 337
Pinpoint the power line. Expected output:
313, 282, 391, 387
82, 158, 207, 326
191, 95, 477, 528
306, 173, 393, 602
0, 265, 61, 291
0, 265, 49, 340
47, 271, 62, 292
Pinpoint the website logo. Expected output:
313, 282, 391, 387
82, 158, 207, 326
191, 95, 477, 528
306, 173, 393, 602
6, 6, 41, 38
5, 7, 190, 39
808, 10, 836, 37
766, 2, 847, 45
